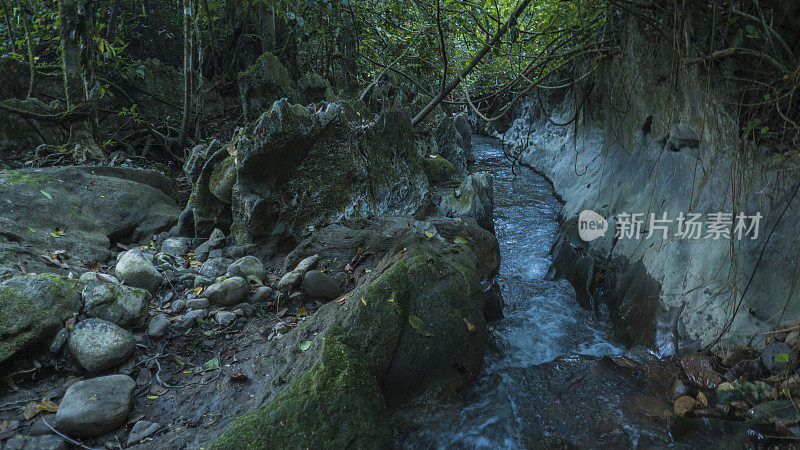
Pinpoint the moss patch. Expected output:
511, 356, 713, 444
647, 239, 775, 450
422, 154, 455, 182
0, 170, 49, 188
211, 334, 389, 449
0, 274, 83, 363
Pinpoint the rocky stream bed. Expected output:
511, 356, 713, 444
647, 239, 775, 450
0, 108, 798, 449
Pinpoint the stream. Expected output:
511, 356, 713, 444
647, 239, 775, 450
391, 136, 730, 448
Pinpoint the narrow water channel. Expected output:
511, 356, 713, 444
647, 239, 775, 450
391, 136, 720, 448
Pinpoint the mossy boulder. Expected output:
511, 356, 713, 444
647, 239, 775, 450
239, 52, 291, 121
230, 100, 428, 243
211, 335, 389, 449
209, 155, 236, 203
0, 166, 179, 274
295, 72, 335, 105
0, 274, 83, 364
422, 154, 455, 182
439, 172, 495, 232
433, 115, 468, 174
212, 219, 495, 448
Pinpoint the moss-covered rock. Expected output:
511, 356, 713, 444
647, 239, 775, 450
238, 52, 291, 121
211, 334, 389, 449
0, 274, 83, 363
439, 172, 495, 232
209, 155, 236, 203
0, 166, 179, 274
422, 154, 455, 182
295, 72, 335, 105
212, 219, 495, 447
229, 101, 428, 243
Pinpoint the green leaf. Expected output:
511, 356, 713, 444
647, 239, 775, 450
40, 190, 52, 200
775, 353, 790, 363
453, 236, 468, 244
203, 356, 219, 371
298, 340, 312, 351
408, 314, 432, 337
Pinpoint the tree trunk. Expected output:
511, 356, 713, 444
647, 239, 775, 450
58, 0, 102, 160
14, 0, 34, 98
260, 4, 275, 53
1, 0, 15, 52
178, 0, 193, 152
105, 0, 119, 41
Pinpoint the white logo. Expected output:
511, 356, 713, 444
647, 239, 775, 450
578, 210, 608, 241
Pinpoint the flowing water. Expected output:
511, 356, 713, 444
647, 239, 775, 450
391, 136, 714, 448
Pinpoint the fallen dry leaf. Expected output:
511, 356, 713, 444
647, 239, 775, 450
335, 293, 353, 304
23, 397, 58, 420
463, 317, 477, 334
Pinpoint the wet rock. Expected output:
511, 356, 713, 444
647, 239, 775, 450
68, 319, 136, 371
199, 257, 234, 278
761, 341, 792, 374
3, 434, 66, 450
302, 270, 340, 300
0, 274, 82, 364
693, 408, 726, 419
160, 237, 190, 256
673, 395, 699, 417
482, 279, 504, 321
54, 374, 135, 438
186, 297, 209, 310
433, 116, 468, 174
439, 172, 494, 232
454, 113, 472, 153
668, 378, 693, 400
49, 328, 69, 353
115, 250, 163, 293
724, 360, 763, 381
227, 256, 266, 281
205, 277, 249, 306
194, 228, 226, 260
181, 309, 207, 328
82, 281, 150, 328
215, 311, 237, 327
148, 314, 170, 339
680, 352, 723, 389
716, 348, 755, 368
715, 379, 771, 404
250, 286, 274, 302
747, 400, 800, 422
